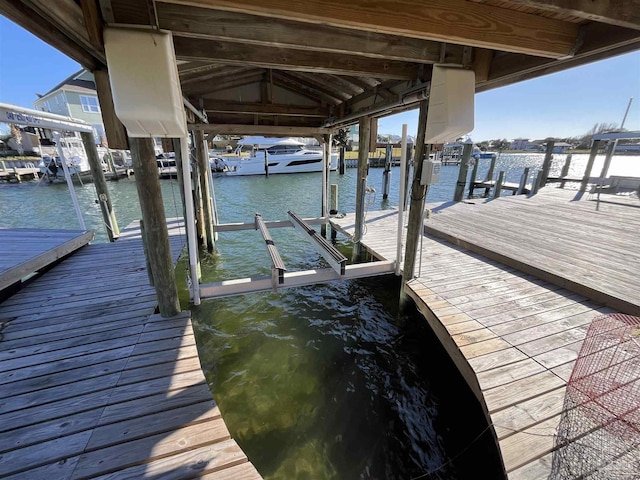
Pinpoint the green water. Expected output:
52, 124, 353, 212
3, 153, 637, 478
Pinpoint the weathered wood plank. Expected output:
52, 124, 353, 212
0, 229, 93, 291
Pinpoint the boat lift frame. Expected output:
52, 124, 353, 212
199, 214, 395, 299
0, 103, 95, 232
197, 124, 410, 300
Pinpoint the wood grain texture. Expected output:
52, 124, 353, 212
164, 0, 579, 57
0, 223, 261, 479
330, 187, 637, 478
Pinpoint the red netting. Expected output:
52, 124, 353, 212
551, 313, 640, 479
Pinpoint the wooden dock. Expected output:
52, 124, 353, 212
330, 187, 640, 479
0, 167, 40, 183
0, 228, 94, 292
0, 219, 262, 479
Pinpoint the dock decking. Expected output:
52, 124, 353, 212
330, 187, 640, 479
0, 219, 262, 479
0, 228, 94, 292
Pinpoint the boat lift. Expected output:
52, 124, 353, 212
0, 103, 96, 231
198, 125, 411, 300
199, 213, 395, 299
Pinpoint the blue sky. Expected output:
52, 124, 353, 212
1, 14, 639, 142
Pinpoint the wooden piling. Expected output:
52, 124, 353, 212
517, 167, 530, 195
531, 170, 543, 196
468, 154, 480, 198
559, 153, 572, 188
264, 150, 269, 177
598, 139, 617, 180
80, 131, 120, 241
339, 146, 345, 175
330, 184, 338, 213
195, 130, 215, 252
401, 99, 429, 301
354, 116, 371, 246
139, 219, 155, 286
494, 171, 505, 198
191, 136, 206, 246
580, 139, 601, 192
454, 142, 473, 201
540, 140, 555, 185
484, 156, 497, 197
129, 137, 180, 317
382, 144, 392, 200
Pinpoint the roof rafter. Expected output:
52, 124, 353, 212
0, 0, 101, 69
163, 0, 580, 58
272, 72, 345, 105
172, 37, 419, 79
201, 100, 328, 117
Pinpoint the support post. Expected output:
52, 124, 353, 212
395, 124, 408, 276
559, 153, 572, 188
531, 171, 543, 196
195, 130, 215, 252
190, 134, 206, 245
139, 219, 154, 286
580, 139, 601, 192
454, 141, 473, 201
382, 143, 392, 200
484, 156, 497, 197
180, 138, 201, 304
353, 116, 371, 247
494, 171, 505, 198
339, 146, 345, 175
517, 167, 530, 195
401, 99, 429, 300
172, 138, 187, 219
540, 141, 555, 186
129, 137, 180, 317
105, 151, 118, 181
320, 136, 331, 237
403, 142, 412, 209
469, 155, 480, 198
264, 150, 269, 176
81, 131, 120, 241
598, 139, 617, 181
330, 184, 338, 213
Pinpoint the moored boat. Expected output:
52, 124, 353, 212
211, 136, 338, 176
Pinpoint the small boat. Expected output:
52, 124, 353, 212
157, 152, 178, 179
210, 136, 338, 176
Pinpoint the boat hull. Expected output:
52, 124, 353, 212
213, 153, 338, 176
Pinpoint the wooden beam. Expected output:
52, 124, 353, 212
501, 0, 640, 31
192, 124, 333, 135
284, 72, 352, 101
80, 0, 105, 51
93, 69, 129, 150
23, 0, 105, 63
182, 72, 264, 96
163, 0, 579, 58
181, 66, 255, 85
80, 131, 120, 241
473, 48, 494, 83
0, 0, 99, 69
480, 22, 640, 92
157, 2, 462, 64
201, 100, 328, 117
271, 72, 343, 105
173, 37, 419, 79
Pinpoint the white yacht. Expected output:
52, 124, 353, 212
211, 136, 338, 176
